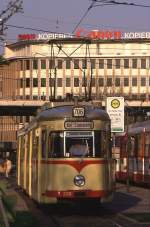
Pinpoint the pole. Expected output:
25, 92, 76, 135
112, 132, 116, 158
54, 67, 57, 100
126, 111, 130, 192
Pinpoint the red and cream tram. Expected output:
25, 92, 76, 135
114, 120, 150, 185
17, 102, 115, 204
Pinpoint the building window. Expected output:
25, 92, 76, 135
57, 60, 62, 69
91, 78, 95, 86
115, 59, 120, 69
66, 59, 71, 69
33, 78, 38, 87
132, 77, 137, 86
141, 58, 146, 69
124, 78, 129, 86
124, 59, 129, 68
41, 60, 46, 69
26, 95, 30, 100
26, 60, 30, 70
41, 78, 46, 87
132, 59, 137, 68
20, 79, 23, 88
0, 79, 2, 92
90, 59, 95, 69
26, 116, 30, 122
33, 95, 38, 100
115, 78, 120, 86
57, 78, 62, 87
20, 60, 23, 70
82, 59, 87, 69
107, 59, 112, 69
82, 78, 87, 86
141, 77, 146, 86
99, 59, 104, 69
49, 59, 55, 69
66, 78, 71, 87
140, 94, 146, 100
107, 77, 112, 86
99, 78, 104, 86
41, 94, 46, 100
20, 116, 23, 123
26, 78, 30, 87
33, 60, 38, 69
74, 59, 79, 69
74, 78, 79, 87
49, 78, 55, 87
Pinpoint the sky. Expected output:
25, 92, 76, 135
0, 0, 150, 54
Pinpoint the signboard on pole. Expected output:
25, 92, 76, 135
106, 97, 124, 132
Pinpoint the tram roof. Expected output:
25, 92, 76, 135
36, 103, 110, 121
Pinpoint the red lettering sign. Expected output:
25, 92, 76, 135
75, 28, 122, 40
18, 34, 37, 40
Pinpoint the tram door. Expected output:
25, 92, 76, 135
26, 133, 30, 195
40, 129, 47, 201
17, 136, 23, 187
31, 130, 39, 200
19, 136, 25, 188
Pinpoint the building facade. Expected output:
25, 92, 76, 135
1, 33, 150, 151
2, 36, 150, 101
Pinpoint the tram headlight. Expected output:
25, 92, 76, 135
74, 175, 85, 187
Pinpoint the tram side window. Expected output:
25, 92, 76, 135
42, 130, 47, 158
101, 131, 106, 157
95, 131, 101, 157
32, 132, 39, 159
145, 133, 150, 157
48, 132, 64, 158
95, 130, 110, 158
20, 136, 25, 160
138, 135, 142, 157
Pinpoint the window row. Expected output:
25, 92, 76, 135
17, 94, 149, 102
20, 77, 149, 88
21, 58, 150, 70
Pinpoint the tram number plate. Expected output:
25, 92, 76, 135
73, 107, 85, 117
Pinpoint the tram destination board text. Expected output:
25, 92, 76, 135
64, 121, 94, 129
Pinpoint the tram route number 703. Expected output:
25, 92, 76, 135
73, 107, 85, 117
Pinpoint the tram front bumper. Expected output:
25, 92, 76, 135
43, 189, 113, 199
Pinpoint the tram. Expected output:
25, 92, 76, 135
17, 101, 115, 204
114, 120, 150, 185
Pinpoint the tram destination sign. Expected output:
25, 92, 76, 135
64, 121, 93, 129
106, 97, 124, 133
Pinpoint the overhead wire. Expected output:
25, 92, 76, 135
93, 0, 150, 8
17, 12, 150, 31
72, 0, 97, 33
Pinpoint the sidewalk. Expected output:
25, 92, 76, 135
116, 183, 150, 214
105, 183, 150, 214
0, 176, 28, 212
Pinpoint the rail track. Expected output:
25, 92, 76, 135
3, 177, 150, 227
17, 188, 144, 227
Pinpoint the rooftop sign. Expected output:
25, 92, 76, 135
17, 29, 150, 41
18, 33, 74, 41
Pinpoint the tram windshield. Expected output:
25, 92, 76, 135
48, 130, 110, 158
65, 131, 93, 157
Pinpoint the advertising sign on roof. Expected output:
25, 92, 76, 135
17, 30, 150, 41
106, 97, 124, 133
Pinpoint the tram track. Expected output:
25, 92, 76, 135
5, 178, 149, 227
16, 188, 139, 227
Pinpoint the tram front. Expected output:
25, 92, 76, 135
42, 104, 115, 203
